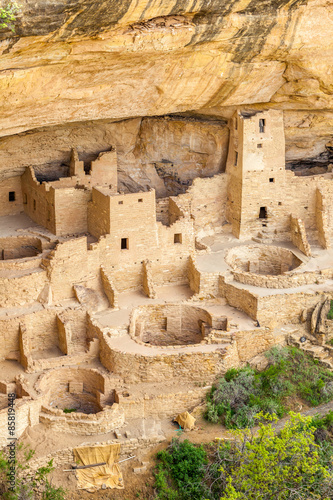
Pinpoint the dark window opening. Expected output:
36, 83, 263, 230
278, 202, 282, 206
259, 118, 266, 133
138, 198, 143, 203
121, 238, 129, 250
257, 144, 262, 149
8, 191, 15, 202
269, 178, 274, 183
262, 223, 267, 227
259, 207, 267, 219
174, 233, 182, 244
118, 200, 123, 205
234, 151, 238, 166
83, 161, 91, 175
33, 199, 36, 211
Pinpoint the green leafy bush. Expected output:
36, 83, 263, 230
154, 413, 333, 500
0, 2, 19, 31
217, 413, 333, 500
155, 439, 209, 500
205, 346, 333, 428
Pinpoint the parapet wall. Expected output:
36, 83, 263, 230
100, 342, 229, 384
231, 268, 332, 289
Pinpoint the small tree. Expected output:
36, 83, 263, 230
0, 2, 19, 31
216, 413, 333, 500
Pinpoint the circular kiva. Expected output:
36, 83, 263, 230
129, 304, 213, 346
225, 245, 302, 276
38, 367, 110, 415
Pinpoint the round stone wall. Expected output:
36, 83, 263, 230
225, 245, 303, 276
130, 304, 212, 346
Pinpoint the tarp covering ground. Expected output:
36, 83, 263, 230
73, 443, 124, 491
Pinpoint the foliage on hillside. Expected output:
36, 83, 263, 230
154, 413, 333, 500
205, 346, 333, 428
0, 443, 66, 500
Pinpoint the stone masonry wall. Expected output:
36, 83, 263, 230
290, 216, 311, 256
0, 176, 24, 216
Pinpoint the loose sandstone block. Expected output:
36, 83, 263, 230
133, 466, 147, 474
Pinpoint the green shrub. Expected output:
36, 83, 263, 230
155, 439, 209, 500
205, 346, 333, 428
311, 410, 333, 430
217, 413, 333, 500
63, 408, 77, 413
154, 413, 333, 500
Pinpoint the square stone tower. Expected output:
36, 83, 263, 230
226, 109, 286, 239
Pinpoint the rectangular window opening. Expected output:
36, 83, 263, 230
8, 191, 15, 202
174, 233, 182, 244
234, 151, 238, 166
257, 143, 262, 149
278, 202, 282, 206
259, 118, 266, 133
121, 238, 129, 250
138, 198, 143, 203
259, 207, 267, 219
118, 200, 123, 205
269, 178, 275, 183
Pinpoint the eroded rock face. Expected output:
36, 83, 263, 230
0, 0, 332, 139
0, 115, 228, 194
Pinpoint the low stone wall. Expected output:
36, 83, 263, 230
39, 403, 125, 436
27, 435, 166, 472
225, 245, 303, 275
256, 290, 333, 325
0, 255, 43, 271
0, 236, 43, 260
118, 387, 208, 420
100, 340, 229, 384
0, 397, 41, 448
290, 216, 311, 257
0, 269, 47, 308
36, 367, 107, 396
219, 277, 258, 320
188, 255, 220, 298
234, 328, 280, 362
232, 268, 332, 289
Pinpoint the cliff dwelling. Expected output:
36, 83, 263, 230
0, 108, 333, 478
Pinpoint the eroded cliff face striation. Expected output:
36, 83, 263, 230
0, 0, 332, 177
